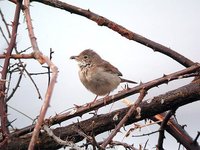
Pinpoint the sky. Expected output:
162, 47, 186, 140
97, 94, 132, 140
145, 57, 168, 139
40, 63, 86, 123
0, 0, 200, 149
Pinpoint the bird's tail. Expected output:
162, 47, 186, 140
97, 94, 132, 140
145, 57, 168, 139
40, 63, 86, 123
120, 78, 137, 84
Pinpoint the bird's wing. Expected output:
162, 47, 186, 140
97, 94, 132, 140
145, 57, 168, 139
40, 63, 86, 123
97, 60, 123, 76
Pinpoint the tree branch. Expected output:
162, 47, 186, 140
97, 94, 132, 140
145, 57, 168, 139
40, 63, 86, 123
32, 0, 194, 67
0, 53, 35, 59
23, 0, 59, 149
6, 82, 200, 150
10, 63, 200, 138
0, 9, 11, 38
101, 89, 146, 148
0, 0, 22, 147
156, 110, 176, 150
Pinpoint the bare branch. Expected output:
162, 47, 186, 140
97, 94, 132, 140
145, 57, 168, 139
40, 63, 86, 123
151, 113, 200, 150
0, 0, 22, 147
6, 64, 26, 101
0, 53, 35, 59
101, 89, 146, 148
43, 125, 81, 149
0, 26, 9, 45
7, 82, 200, 150
23, 0, 59, 149
23, 0, 45, 64
132, 130, 159, 138
156, 110, 176, 150
32, 0, 194, 67
0, 9, 11, 38
23, 66, 43, 99
10, 64, 200, 138
125, 121, 162, 138
8, 105, 34, 121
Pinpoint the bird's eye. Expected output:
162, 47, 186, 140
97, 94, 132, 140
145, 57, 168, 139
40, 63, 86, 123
83, 55, 88, 59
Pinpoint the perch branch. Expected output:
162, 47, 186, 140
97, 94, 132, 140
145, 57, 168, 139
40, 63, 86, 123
48, 63, 200, 125
10, 63, 200, 138
6, 82, 200, 150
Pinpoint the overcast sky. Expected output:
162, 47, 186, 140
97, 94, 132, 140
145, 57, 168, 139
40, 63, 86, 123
1, 0, 200, 149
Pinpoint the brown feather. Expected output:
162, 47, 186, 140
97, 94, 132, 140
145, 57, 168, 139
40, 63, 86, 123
97, 60, 123, 76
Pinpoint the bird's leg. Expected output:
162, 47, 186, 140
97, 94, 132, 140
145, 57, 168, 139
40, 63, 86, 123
124, 83, 130, 90
85, 95, 99, 115
118, 83, 130, 94
93, 95, 99, 103
103, 93, 110, 105
74, 95, 99, 108
86, 95, 99, 107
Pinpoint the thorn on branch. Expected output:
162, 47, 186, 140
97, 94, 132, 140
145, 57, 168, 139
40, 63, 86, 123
193, 131, 200, 144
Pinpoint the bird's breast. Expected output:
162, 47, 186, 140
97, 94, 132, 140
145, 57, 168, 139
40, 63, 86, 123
78, 67, 121, 96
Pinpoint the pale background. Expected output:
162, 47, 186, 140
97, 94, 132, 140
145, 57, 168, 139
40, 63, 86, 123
0, 0, 200, 149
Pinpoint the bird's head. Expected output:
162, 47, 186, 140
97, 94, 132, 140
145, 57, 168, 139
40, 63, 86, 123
70, 49, 101, 68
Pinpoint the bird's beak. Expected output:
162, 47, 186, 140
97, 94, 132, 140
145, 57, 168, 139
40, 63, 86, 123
70, 56, 77, 60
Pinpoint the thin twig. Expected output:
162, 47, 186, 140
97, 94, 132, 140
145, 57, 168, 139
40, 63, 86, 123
143, 139, 149, 150
0, 26, 9, 45
18, 46, 32, 54
43, 125, 81, 149
132, 130, 159, 138
125, 120, 162, 138
101, 89, 146, 148
8, 105, 34, 121
24, 67, 43, 99
156, 110, 176, 150
0, 9, 11, 38
73, 123, 102, 150
29, 71, 52, 76
6, 64, 26, 101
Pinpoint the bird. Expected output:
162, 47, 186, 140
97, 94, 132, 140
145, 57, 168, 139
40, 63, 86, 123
70, 49, 137, 103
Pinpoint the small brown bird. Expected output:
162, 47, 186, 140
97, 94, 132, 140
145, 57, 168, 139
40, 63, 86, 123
70, 49, 137, 102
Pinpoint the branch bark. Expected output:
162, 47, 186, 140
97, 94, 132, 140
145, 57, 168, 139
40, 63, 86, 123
101, 89, 146, 148
10, 63, 200, 138
23, 0, 59, 149
5, 82, 200, 150
0, 0, 22, 147
0, 53, 35, 59
32, 0, 194, 67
